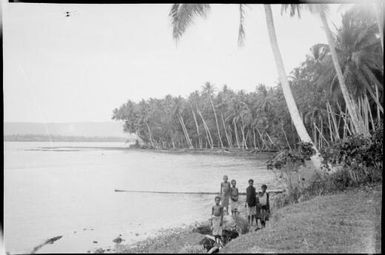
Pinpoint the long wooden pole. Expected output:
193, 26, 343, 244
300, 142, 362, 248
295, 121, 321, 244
115, 189, 285, 195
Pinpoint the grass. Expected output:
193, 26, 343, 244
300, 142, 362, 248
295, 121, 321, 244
221, 184, 382, 253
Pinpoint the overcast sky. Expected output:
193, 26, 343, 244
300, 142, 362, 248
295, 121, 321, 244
3, 3, 348, 123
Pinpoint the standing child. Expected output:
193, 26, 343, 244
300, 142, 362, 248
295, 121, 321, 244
229, 179, 240, 216
220, 175, 231, 215
211, 196, 224, 244
259, 184, 270, 228
245, 179, 257, 227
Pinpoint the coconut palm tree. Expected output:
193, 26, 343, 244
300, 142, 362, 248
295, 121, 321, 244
169, 4, 321, 168
313, 9, 383, 108
282, 4, 372, 137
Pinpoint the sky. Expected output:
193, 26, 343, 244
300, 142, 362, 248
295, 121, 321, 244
3, 3, 348, 123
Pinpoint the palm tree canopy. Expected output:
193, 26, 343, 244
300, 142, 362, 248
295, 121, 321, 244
169, 4, 211, 41
313, 7, 383, 105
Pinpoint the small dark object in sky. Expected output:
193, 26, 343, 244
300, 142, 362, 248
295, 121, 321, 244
93, 240, 98, 244
65, 11, 70, 17
113, 237, 124, 244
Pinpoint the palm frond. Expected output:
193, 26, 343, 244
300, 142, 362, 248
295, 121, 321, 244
281, 4, 302, 18
169, 4, 211, 41
238, 4, 246, 47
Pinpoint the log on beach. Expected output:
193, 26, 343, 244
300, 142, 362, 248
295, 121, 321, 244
114, 189, 285, 195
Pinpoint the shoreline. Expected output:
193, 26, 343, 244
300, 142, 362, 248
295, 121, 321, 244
97, 184, 382, 254
124, 147, 278, 160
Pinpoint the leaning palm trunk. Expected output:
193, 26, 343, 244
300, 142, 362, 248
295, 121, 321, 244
319, 9, 369, 137
282, 124, 292, 150
233, 119, 241, 149
145, 122, 155, 148
264, 5, 322, 169
375, 85, 381, 125
364, 95, 375, 131
256, 127, 268, 151
178, 114, 194, 149
241, 125, 248, 150
197, 109, 213, 149
191, 109, 202, 149
221, 113, 232, 148
209, 96, 224, 149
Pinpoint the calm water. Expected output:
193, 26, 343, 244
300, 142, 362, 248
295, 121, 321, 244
4, 142, 278, 253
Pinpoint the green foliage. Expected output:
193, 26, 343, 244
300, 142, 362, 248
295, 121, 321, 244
114, 6, 382, 152
272, 123, 383, 210
320, 122, 383, 184
267, 142, 315, 169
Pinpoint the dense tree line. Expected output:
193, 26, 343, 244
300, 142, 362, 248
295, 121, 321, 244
113, 6, 383, 151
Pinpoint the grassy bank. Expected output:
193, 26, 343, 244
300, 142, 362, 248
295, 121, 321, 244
222, 184, 382, 253
110, 184, 381, 253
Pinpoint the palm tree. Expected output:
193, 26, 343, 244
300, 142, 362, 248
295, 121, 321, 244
169, 4, 321, 168
282, 4, 372, 137
308, 6, 383, 134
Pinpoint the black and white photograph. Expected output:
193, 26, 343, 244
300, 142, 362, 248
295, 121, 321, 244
2, 0, 383, 253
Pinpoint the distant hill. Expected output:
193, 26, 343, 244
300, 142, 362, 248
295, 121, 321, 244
3, 122, 128, 138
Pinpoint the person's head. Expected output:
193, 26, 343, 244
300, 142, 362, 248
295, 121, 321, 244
231, 179, 236, 187
248, 179, 254, 186
261, 184, 267, 192
215, 196, 221, 205
223, 175, 228, 182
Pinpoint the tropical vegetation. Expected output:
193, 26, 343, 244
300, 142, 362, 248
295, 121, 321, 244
113, 5, 382, 154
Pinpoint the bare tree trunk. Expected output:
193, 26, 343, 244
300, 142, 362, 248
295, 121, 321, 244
282, 124, 292, 150
171, 137, 176, 149
365, 94, 375, 131
145, 122, 155, 148
265, 131, 274, 147
241, 125, 246, 150
209, 96, 224, 149
197, 109, 213, 149
253, 128, 257, 150
264, 4, 322, 169
256, 127, 267, 150
326, 102, 334, 142
328, 102, 341, 140
221, 113, 232, 148
319, 9, 368, 137
233, 119, 241, 149
191, 109, 202, 149
179, 114, 193, 149
375, 85, 381, 125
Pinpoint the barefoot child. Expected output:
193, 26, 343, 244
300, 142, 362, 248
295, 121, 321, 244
259, 184, 270, 228
245, 179, 257, 227
230, 179, 240, 216
220, 175, 231, 215
211, 196, 224, 244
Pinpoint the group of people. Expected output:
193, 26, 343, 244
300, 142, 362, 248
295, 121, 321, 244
211, 175, 270, 239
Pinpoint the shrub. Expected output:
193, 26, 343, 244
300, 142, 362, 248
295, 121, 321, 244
270, 123, 383, 210
320, 122, 383, 184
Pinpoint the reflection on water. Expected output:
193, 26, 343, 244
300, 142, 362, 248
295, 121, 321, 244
4, 142, 279, 253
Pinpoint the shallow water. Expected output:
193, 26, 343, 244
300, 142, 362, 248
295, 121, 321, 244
4, 142, 279, 253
